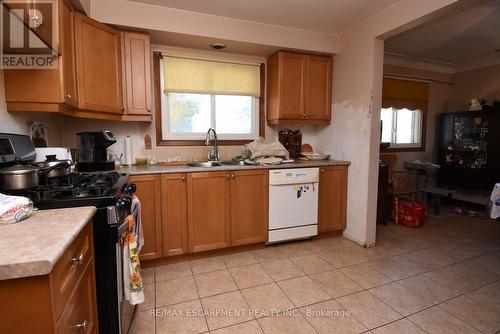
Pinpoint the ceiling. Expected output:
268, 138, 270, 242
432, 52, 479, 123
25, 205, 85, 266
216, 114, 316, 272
127, 0, 399, 34
385, 0, 500, 65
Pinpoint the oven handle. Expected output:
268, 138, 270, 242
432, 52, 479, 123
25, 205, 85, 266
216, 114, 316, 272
118, 220, 129, 237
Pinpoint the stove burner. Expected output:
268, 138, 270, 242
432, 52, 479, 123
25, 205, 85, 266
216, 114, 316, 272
74, 189, 90, 198
6, 171, 123, 203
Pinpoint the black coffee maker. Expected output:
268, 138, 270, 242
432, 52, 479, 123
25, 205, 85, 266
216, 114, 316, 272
76, 131, 116, 172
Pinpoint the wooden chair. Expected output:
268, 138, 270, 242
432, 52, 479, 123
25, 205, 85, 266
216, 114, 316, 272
389, 170, 418, 224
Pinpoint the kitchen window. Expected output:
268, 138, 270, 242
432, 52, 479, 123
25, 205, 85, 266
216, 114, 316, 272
155, 52, 264, 145
381, 77, 428, 151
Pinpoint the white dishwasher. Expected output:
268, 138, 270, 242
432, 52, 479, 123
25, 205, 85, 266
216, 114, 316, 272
268, 168, 319, 243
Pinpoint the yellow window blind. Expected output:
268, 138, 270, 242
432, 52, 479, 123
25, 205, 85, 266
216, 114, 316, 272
163, 56, 261, 97
382, 78, 429, 111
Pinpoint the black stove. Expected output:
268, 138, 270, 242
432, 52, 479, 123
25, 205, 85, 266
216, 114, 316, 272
0, 133, 135, 334
8, 171, 128, 209
5, 169, 133, 334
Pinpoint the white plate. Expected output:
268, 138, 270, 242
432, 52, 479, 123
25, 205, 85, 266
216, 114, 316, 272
301, 152, 330, 160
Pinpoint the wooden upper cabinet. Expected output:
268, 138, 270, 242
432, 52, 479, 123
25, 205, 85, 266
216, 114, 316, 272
280, 53, 306, 120
60, 0, 78, 107
187, 172, 231, 253
161, 173, 188, 257
121, 32, 152, 115
230, 170, 268, 246
130, 175, 163, 260
318, 166, 348, 233
305, 55, 332, 121
3, 3, 151, 121
267, 51, 332, 125
74, 13, 123, 113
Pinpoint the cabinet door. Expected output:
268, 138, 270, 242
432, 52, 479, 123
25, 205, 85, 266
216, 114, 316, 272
318, 166, 348, 233
121, 32, 152, 115
60, 0, 78, 107
305, 55, 332, 121
230, 170, 268, 246
130, 175, 162, 260
161, 174, 188, 257
56, 263, 98, 334
279, 52, 306, 120
74, 13, 123, 113
187, 172, 231, 253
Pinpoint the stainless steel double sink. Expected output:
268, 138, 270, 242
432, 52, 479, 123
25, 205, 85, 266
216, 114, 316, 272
186, 160, 246, 168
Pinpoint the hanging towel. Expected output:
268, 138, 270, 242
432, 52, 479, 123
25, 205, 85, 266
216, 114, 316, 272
491, 183, 500, 219
123, 214, 145, 305
131, 194, 144, 252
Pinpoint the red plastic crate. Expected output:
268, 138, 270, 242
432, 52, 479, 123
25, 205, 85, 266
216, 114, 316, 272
391, 199, 427, 227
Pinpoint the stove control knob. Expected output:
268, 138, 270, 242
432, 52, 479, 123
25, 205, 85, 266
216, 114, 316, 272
116, 197, 132, 216
121, 183, 137, 194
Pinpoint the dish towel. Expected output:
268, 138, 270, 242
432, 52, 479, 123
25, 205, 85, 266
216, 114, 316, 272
131, 194, 144, 252
491, 183, 500, 219
246, 137, 289, 160
123, 214, 145, 305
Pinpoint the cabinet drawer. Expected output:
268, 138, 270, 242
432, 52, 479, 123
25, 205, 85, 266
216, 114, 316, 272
52, 223, 93, 320
57, 264, 97, 334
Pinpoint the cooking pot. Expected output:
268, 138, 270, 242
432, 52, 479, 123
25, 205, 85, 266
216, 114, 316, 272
0, 158, 72, 191
33, 155, 74, 178
0, 160, 39, 191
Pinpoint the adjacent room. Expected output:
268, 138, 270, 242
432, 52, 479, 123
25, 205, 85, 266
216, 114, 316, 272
0, 1, 499, 334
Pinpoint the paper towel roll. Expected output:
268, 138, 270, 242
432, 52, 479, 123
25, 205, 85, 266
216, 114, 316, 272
124, 136, 133, 165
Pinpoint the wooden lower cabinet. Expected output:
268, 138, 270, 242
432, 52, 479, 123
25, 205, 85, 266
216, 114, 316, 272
161, 173, 188, 256
130, 175, 163, 260
0, 222, 98, 334
230, 170, 268, 246
318, 166, 348, 233
57, 264, 98, 334
187, 172, 231, 253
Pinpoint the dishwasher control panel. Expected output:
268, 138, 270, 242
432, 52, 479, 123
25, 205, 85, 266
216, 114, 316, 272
269, 168, 319, 185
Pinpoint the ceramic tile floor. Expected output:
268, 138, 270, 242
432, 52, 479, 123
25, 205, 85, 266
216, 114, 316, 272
130, 215, 500, 334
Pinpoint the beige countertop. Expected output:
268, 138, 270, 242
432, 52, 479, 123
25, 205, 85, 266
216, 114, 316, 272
119, 159, 351, 175
0, 206, 96, 281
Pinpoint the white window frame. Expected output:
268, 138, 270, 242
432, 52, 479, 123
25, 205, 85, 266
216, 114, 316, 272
160, 58, 260, 141
382, 107, 423, 149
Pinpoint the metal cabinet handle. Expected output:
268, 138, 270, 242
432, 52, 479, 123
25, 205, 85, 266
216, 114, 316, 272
72, 253, 84, 265
226, 174, 230, 179
75, 320, 88, 331
231, 174, 235, 179
320, 169, 325, 172
146, 107, 151, 112
120, 106, 125, 112
64, 94, 71, 99
181, 176, 186, 182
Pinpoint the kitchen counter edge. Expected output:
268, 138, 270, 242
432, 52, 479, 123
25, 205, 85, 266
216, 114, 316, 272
120, 159, 351, 175
0, 206, 97, 281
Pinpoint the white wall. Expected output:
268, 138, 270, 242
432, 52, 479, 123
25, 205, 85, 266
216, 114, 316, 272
316, 0, 459, 246
90, 0, 339, 55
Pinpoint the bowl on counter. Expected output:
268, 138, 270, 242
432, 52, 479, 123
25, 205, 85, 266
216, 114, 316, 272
300, 152, 330, 160
135, 157, 149, 165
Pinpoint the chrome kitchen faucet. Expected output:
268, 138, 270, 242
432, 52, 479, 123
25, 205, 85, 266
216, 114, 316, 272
205, 128, 219, 161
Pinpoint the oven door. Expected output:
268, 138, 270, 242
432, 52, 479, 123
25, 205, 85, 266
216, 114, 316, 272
117, 219, 136, 333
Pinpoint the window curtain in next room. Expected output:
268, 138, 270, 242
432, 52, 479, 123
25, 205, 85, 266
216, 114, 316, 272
382, 78, 429, 112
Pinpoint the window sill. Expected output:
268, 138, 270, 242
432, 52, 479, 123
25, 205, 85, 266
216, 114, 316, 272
157, 139, 254, 146
381, 146, 425, 153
